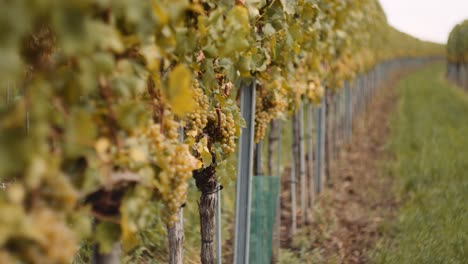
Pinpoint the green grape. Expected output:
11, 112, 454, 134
185, 80, 209, 138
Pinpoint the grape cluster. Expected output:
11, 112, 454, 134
142, 113, 200, 226
306, 77, 325, 104
254, 82, 288, 143
28, 208, 78, 263
0, 205, 81, 264
185, 80, 209, 138
207, 109, 237, 156
219, 111, 237, 155
255, 109, 270, 143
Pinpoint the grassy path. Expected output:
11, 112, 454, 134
373, 63, 468, 263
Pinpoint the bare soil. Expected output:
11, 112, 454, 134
279, 74, 403, 263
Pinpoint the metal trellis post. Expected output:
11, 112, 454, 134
233, 79, 256, 264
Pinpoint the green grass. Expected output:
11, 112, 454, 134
372, 63, 468, 263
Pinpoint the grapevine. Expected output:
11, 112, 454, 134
0, 0, 445, 263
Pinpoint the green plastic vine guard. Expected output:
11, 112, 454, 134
248, 176, 280, 264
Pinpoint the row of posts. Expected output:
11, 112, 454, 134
1, 58, 436, 264
232, 57, 437, 264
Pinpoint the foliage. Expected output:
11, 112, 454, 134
0, 0, 443, 262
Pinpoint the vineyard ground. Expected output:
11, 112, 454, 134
279, 64, 403, 263
282, 63, 468, 263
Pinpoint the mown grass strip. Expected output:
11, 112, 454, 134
373, 63, 468, 263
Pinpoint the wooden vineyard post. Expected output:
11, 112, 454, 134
168, 210, 184, 264
233, 80, 256, 264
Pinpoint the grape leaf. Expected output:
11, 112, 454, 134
167, 64, 195, 116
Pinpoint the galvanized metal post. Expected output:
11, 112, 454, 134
276, 121, 282, 178
233, 80, 256, 264
332, 94, 337, 160
298, 103, 306, 224
321, 97, 327, 188
255, 142, 263, 176
216, 183, 222, 264
273, 120, 282, 262
365, 72, 370, 110
307, 105, 315, 209
340, 90, 344, 149
341, 88, 345, 145
345, 81, 351, 142
315, 98, 326, 194
290, 133, 297, 235
360, 75, 364, 114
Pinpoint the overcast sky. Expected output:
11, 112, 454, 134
379, 0, 468, 44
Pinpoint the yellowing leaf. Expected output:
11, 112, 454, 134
26, 156, 46, 189
167, 65, 195, 116
95, 222, 121, 254
188, 152, 203, 170
189, 3, 205, 14
197, 16, 208, 37
152, 1, 169, 25
222, 6, 251, 57
120, 204, 139, 252
196, 137, 212, 168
